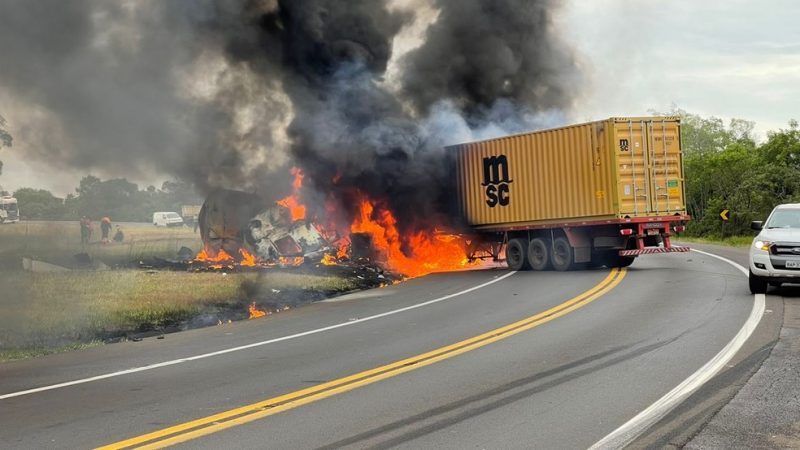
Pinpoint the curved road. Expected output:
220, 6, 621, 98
0, 250, 763, 449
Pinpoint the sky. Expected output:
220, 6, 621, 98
1, 0, 798, 197
559, 0, 800, 133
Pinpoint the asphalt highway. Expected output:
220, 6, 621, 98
0, 249, 765, 449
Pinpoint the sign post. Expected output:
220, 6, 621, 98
720, 209, 730, 238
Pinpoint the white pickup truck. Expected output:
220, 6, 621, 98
749, 203, 800, 293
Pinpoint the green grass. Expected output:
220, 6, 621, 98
0, 221, 203, 267
0, 270, 358, 362
676, 235, 754, 248
0, 221, 362, 362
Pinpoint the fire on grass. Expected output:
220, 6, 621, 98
248, 302, 290, 320
193, 167, 475, 278
248, 302, 267, 319
195, 248, 258, 268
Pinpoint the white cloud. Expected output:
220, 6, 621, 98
558, 0, 800, 137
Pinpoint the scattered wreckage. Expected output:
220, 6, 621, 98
197, 189, 338, 267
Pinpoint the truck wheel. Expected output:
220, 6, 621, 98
506, 238, 531, 271
614, 255, 636, 268
551, 237, 574, 271
528, 238, 550, 271
749, 271, 768, 294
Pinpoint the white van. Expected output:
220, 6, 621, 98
0, 196, 19, 223
152, 211, 184, 227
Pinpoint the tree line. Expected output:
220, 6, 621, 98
2, 110, 799, 232
673, 110, 800, 236
8, 177, 201, 222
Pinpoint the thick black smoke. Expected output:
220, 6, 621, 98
0, 0, 580, 230
210, 0, 580, 232
0, 1, 291, 194
400, 0, 578, 121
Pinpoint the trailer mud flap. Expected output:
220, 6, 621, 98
619, 246, 690, 256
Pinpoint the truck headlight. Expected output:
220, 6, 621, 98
754, 240, 772, 252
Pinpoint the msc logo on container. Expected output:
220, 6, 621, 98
481, 155, 513, 207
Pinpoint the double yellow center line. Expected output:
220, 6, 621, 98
99, 268, 626, 449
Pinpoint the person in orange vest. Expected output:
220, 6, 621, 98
100, 216, 112, 244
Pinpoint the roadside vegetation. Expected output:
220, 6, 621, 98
7, 177, 200, 222
0, 222, 359, 362
0, 269, 358, 362
669, 109, 800, 238
675, 235, 753, 248
0, 221, 202, 268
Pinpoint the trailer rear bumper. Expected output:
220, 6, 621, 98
619, 246, 690, 256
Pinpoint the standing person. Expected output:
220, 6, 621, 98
80, 216, 91, 245
100, 216, 112, 244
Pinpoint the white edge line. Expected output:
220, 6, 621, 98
589, 248, 766, 450
0, 271, 517, 400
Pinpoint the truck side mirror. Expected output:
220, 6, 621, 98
751, 221, 763, 231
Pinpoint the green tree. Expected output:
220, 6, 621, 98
65, 176, 201, 222
71, 176, 142, 221
759, 120, 800, 171
0, 114, 12, 176
12, 188, 67, 220
678, 113, 800, 237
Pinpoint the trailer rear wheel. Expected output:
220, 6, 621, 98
506, 238, 531, 271
614, 255, 636, 268
551, 237, 574, 271
528, 238, 550, 271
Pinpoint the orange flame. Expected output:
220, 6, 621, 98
239, 248, 257, 266
336, 241, 349, 259
349, 195, 469, 278
196, 248, 234, 263
277, 167, 306, 221
321, 253, 337, 266
248, 302, 267, 319
195, 247, 259, 268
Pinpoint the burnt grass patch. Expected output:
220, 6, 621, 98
0, 261, 400, 361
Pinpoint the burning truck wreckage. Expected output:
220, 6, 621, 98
157, 116, 692, 286
109, 0, 689, 320
150, 168, 479, 289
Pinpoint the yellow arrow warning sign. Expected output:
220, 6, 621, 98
720, 209, 730, 221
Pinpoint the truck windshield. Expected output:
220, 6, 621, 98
166, 213, 181, 219
766, 209, 800, 229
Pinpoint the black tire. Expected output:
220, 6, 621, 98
615, 255, 636, 268
551, 237, 574, 271
592, 250, 635, 268
506, 238, 531, 271
528, 238, 550, 271
749, 271, 768, 294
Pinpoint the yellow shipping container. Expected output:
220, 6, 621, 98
450, 117, 687, 230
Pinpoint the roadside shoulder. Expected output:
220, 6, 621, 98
628, 243, 784, 448
685, 293, 800, 449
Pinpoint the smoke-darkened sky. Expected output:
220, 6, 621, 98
0, 0, 578, 228
2, 0, 795, 203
